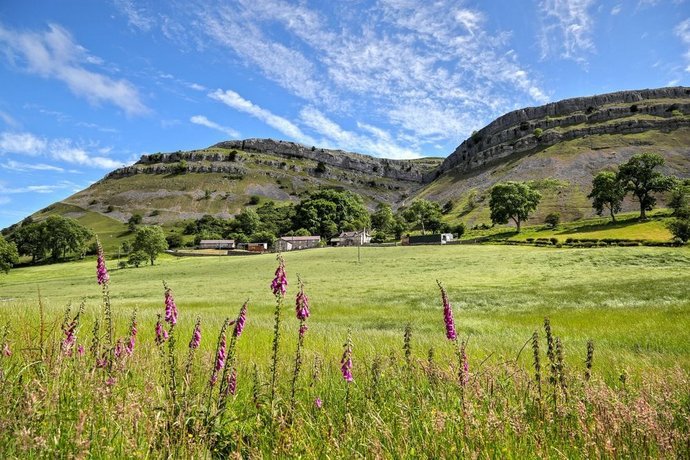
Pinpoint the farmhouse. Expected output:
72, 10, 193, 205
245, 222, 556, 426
275, 235, 321, 252
333, 230, 371, 246
198, 239, 235, 249
401, 233, 454, 245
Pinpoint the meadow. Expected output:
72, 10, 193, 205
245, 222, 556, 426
1, 244, 689, 458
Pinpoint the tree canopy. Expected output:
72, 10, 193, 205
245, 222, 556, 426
401, 199, 442, 235
617, 153, 674, 219
294, 189, 370, 239
0, 235, 19, 274
588, 171, 626, 222
489, 182, 541, 232
132, 226, 168, 265
10, 215, 92, 262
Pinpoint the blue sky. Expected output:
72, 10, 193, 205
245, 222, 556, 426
0, 0, 688, 228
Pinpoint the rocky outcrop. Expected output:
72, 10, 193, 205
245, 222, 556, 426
213, 139, 432, 183
439, 86, 690, 175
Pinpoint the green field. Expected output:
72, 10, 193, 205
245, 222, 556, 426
3, 245, 689, 374
1, 245, 689, 457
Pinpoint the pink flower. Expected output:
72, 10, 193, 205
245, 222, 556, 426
62, 320, 77, 355
96, 356, 108, 368
295, 280, 310, 321
270, 254, 288, 297
299, 324, 308, 338
2, 342, 11, 357
210, 333, 226, 387
106, 376, 116, 386
437, 281, 457, 341
164, 286, 178, 326
77, 345, 85, 356
228, 368, 237, 396
155, 315, 168, 345
314, 397, 322, 409
340, 338, 353, 383
189, 320, 201, 349
123, 313, 137, 356
234, 302, 247, 338
114, 339, 124, 359
96, 241, 109, 285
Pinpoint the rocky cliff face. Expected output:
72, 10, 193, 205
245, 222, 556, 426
213, 139, 433, 182
439, 86, 690, 176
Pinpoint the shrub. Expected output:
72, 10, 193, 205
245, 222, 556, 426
550, 237, 559, 245
667, 218, 690, 243
671, 109, 683, 118
106, 205, 115, 213
533, 128, 543, 139
371, 230, 388, 243
248, 195, 261, 205
544, 212, 560, 228
127, 250, 147, 267
315, 162, 327, 174
166, 234, 184, 249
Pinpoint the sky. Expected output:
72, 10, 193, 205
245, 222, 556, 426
0, 0, 689, 228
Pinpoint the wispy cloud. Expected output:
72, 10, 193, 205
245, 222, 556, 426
209, 89, 316, 145
190, 0, 548, 151
538, 0, 596, 63
676, 18, 690, 73
190, 115, 239, 138
114, 0, 154, 31
0, 131, 124, 169
1, 160, 65, 172
0, 111, 19, 128
611, 4, 623, 15
300, 107, 418, 159
0, 23, 148, 115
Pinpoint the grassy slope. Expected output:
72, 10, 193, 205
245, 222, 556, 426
461, 210, 675, 242
1, 245, 689, 377
418, 127, 690, 228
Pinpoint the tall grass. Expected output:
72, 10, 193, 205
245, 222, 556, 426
0, 251, 688, 458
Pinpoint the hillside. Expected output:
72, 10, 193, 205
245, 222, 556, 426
14, 86, 690, 234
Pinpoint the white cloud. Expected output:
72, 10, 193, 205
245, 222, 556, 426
611, 4, 623, 15
209, 89, 315, 144
676, 18, 690, 73
0, 132, 47, 155
1, 160, 64, 172
190, 115, 239, 138
114, 0, 154, 31
538, 0, 596, 63
0, 23, 148, 115
0, 131, 123, 169
300, 107, 418, 159
0, 111, 18, 128
0, 181, 81, 195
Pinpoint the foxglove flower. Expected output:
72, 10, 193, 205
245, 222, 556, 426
270, 254, 288, 297
437, 281, 457, 341
228, 368, 237, 396
77, 345, 85, 356
96, 240, 109, 285
62, 320, 77, 355
295, 279, 310, 321
299, 324, 308, 338
155, 315, 168, 345
314, 397, 323, 409
189, 320, 201, 349
210, 332, 226, 387
234, 302, 247, 338
340, 338, 353, 383
164, 285, 178, 326
114, 339, 124, 359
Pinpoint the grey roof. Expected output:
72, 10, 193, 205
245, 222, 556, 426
199, 239, 235, 244
279, 236, 321, 241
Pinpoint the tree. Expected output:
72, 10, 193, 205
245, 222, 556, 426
588, 171, 626, 223
0, 235, 19, 274
250, 231, 276, 248
127, 251, 148, 268
668, 182, 690, 219
256, 201, 295, 237
544, 212, 560, 229
11, 222, 48, 263
42, 216, 92, 261
235, 208, 262, 236
132, 226, 168, 265
489, 182, 541, 232
401, 199, 442, 235
667, 219, 690, 243
166, 233, 183, 249
391, 214, 408, 240
295, 190, 370, 239
128, 213, 143, 232
371, 203, 394, 235
617, 153, 675, 220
